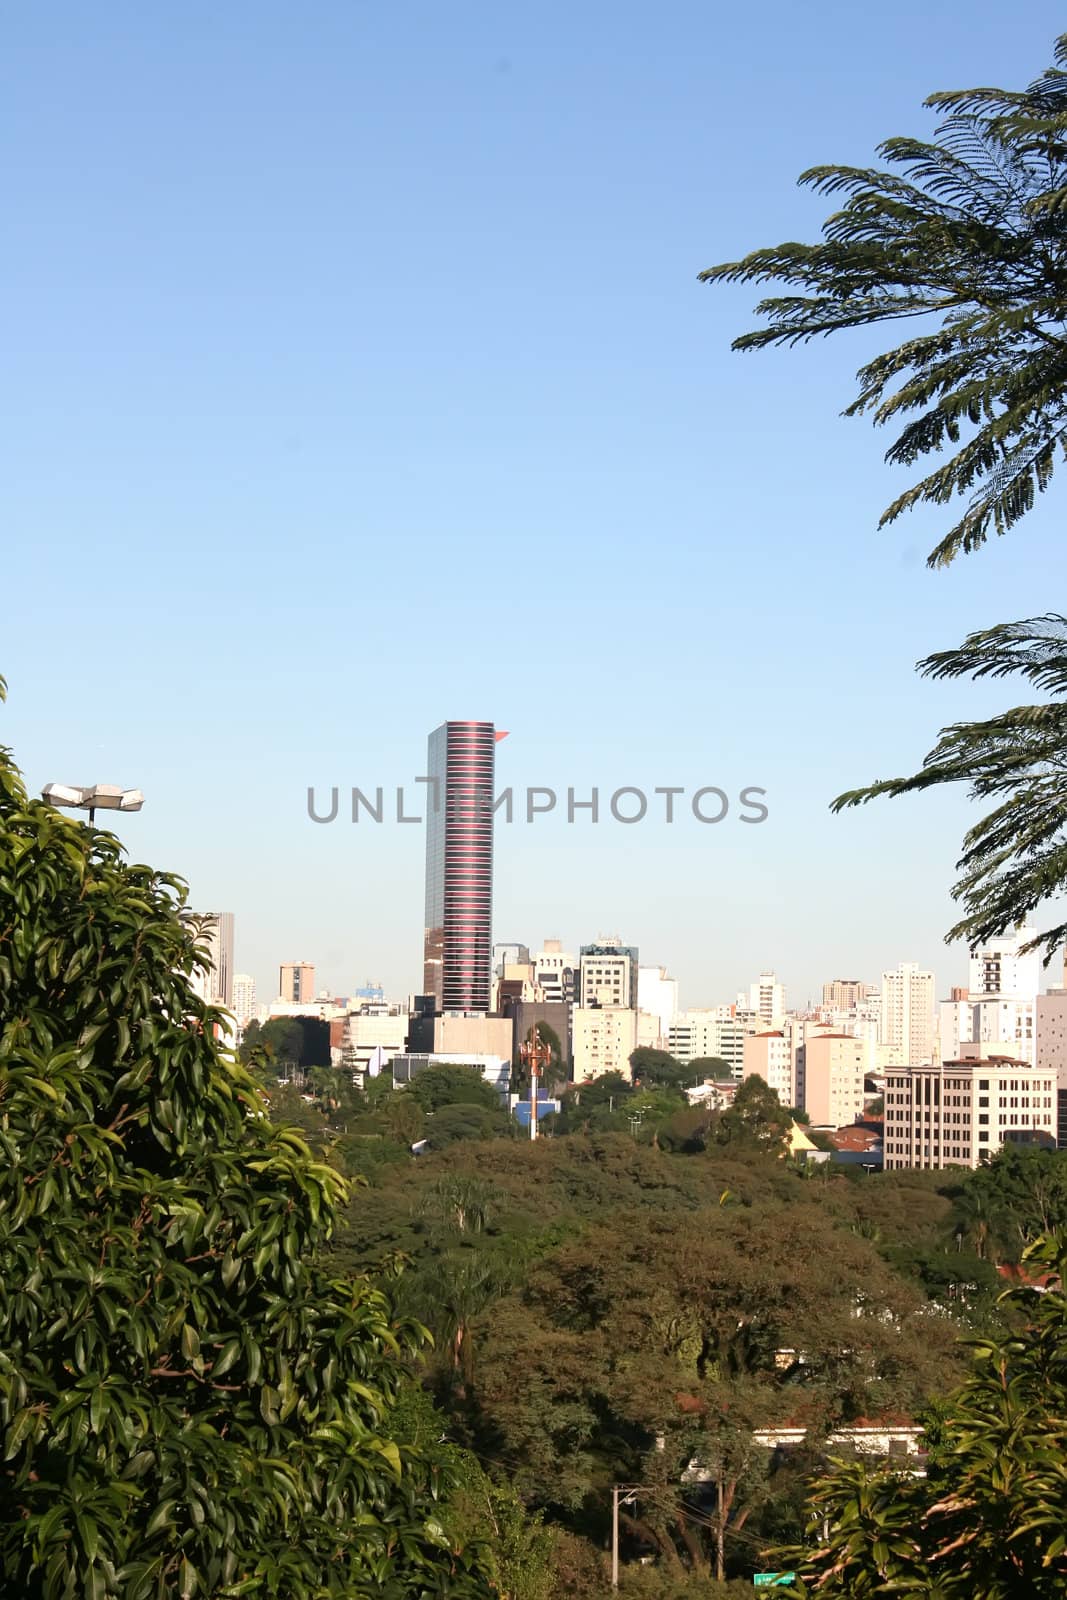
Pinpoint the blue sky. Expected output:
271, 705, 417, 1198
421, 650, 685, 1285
3, 1, 1064, 1009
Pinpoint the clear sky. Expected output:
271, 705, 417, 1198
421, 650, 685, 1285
3, 1, 1064, 1010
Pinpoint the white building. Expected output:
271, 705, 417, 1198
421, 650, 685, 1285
572, 1005, 638, 1084
231, 973, 256, 1034
969, 930, 1041, 1006
939, 995, 1036, 1066
344, 1008, 410, 1075
637, 965, 679, 1044
884, 1057, 1056, 1170
668, 1006, 746, 1077
533, 940, 577, 1004
881, 964, 935, 1067
579, 939, 638, 1010
391, 1052, 510, 1101
742, 971, 786, 1028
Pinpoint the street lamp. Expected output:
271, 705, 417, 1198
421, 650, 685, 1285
42, 783, 144, 825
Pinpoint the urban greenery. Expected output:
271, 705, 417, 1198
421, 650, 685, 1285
0, 693, 499, 1599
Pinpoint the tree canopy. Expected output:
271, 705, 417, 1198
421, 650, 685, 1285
0, 691, 494, 1598
701, 33, 1067, 569
785, 1233, 1067, 1597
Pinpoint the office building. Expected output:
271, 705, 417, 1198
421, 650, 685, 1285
880, 964, 935, 1066
493, 942, 530, 977
637, 965, 679, 1043
423, 720, 497, 1013
884, 1058, 1056, 1170
189, 912, 235, 1007
533, 940, 576, 1004
668, 1007, 745, 1076
433, 1013, 514, 1061
279, 962, 316, 1004
579, 939, 639, 1009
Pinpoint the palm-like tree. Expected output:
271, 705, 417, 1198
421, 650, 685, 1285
702, 35, 1067, 569
832, 615, 1067, 960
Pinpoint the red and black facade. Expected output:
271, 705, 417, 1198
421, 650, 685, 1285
423, 721, 495, 1013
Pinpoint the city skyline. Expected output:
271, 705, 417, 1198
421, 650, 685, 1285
4, 4, 1063, 1021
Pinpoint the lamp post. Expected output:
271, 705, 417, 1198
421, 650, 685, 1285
611, 1485, 639, 1589
42, 783, 144, 825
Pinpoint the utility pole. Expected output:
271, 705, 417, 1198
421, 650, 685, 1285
518, 1025, 552, 1141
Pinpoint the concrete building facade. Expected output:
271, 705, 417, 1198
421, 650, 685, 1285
884, 1057, 1056, 1170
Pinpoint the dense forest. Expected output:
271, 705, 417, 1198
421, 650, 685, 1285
254, 1049, 1067, 1595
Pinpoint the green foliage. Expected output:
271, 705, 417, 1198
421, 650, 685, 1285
408, 1066, 503, 1115
784, 1232, 1067, 1596
714, 1076, 792, 1155
832, 615, 1067, 958
629, 1048, 689, 1089
424, 1104, 508, 1150
702, 34, 1067, 568
340, 1136, 966, 1580
688, 1057, 734, 1081
0, 733, 494, 1596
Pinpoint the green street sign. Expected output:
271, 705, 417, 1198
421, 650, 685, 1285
753, 1576, 797, 1589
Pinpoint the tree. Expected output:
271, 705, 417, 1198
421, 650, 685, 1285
702, 37, 1067, 957
0, 687, 494, 1598
831, 616, 1067, 959
783, 1232, 1067, 1596
424, 1103, 504, 1149
689, 1058, 734, 1082
630, 1048, 688, 1089
701, 35, 1067, 570
714, 1077, 792, 1155
408, 1065, 502, 1115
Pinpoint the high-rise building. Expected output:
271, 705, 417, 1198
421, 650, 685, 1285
800, 1033, 866, 1128
821, 979, 871, 1011
423, 720, 497, 1013
579, 938, 638, 1009
744, 971, 786, 1027
969, 929, 1041, 1004
493, 942, 530, 977
572, 1005, 638, 1083
533, 940, 576, 1004
189, 912, 235, 1006
880, 963, 935, 1066
742, 1031, 793, 1104
637, 965, 679, 1042
884, 1057, 1056, 1170
668, 1006, 746, 1076
1036, 985, 1067, 1147
231, 973, 256, 1032
279, 962, 316, 1004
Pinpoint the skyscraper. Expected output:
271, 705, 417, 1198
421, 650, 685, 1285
189, 912, 235, 1007
423, 721, 497, 1013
